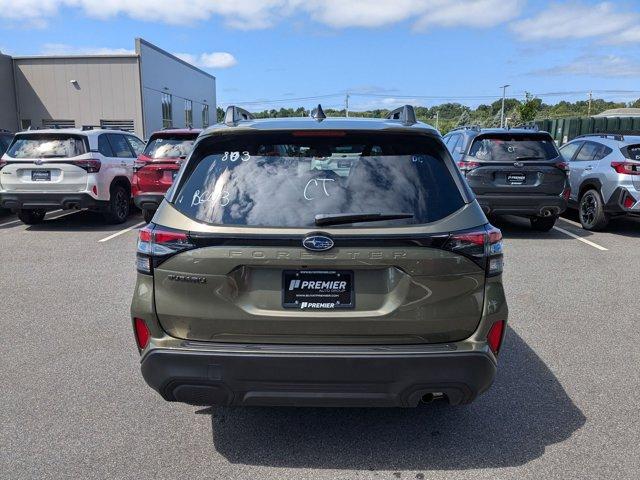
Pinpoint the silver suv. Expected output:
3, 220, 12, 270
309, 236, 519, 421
560, 134, 640, 230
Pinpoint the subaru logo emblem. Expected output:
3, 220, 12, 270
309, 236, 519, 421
35, 159, 43, 165
302, 234, 334, 251
513, 161, 524, 167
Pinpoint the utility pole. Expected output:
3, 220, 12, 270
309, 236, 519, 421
433, 110, 440, 130
588, 90, 593, 116
500, 84, 510, 128
345, 92, 350, 118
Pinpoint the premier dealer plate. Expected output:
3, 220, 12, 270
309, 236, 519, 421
283, 270, 354, 310
31, 170, 51, 182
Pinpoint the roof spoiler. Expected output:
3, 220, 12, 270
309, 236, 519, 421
224, 106, 255, 126
385, 105, 417, 126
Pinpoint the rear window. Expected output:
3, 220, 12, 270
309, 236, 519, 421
6, 134, 87, 158
172, 131, 465, 228
623, 144, 640, 160
468, 134, 558, 162
144, 135, 197, 159
0, 135, 11, 155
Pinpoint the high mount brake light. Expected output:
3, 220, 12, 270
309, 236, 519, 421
136, 224, 194, 274
291, 131, 346, 137
611, 161, 640, 176
443, 225, 503, 276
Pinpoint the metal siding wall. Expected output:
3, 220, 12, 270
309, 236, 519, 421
0, 53, 18, 131
137, 39, 216, 137
13, 57, 144, 137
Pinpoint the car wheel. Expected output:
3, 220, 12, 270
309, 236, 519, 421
579, 189, 609, 231
17, 208, 46, 225
143, 209, 155, 223
104, 185, 130, 224
530, 215, 557, 232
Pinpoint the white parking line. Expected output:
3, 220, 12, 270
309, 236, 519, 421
98, 222, 145, 243
552, 226, 608, 251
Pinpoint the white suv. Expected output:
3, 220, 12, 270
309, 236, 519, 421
0, 128, 145, 224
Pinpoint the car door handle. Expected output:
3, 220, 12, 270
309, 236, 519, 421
584, 166, 593, 171
120, 161, 128, 166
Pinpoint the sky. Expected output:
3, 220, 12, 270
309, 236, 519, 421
1, 0, 640, 111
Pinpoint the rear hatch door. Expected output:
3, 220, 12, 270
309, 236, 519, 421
464, 132, 566, 195
150, 129, 490, 345
1, 133, 90, 192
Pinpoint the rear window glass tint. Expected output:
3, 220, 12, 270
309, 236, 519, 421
144, 135, 197, 158
468, 134, 558, 161
172, 131, 464, 228
7, 134, 87, 158
624, 145, 640, 160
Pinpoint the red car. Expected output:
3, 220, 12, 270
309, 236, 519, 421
133, 129, 201, 222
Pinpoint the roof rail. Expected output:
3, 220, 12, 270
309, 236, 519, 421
310, 104, 326, 122
385, 105, 417, 126
224, 106, 255, 126
449, 125, 480, 133
574, 133, 625, 141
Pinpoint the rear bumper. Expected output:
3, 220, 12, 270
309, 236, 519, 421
140, 344, 497, 407
476, 193, 568, 216
0, 192, 101, 211
133, 193, 164, 211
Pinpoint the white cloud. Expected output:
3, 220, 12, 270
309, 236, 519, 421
0, 0, 523, 30
40, 43, 134, 55
175, 52, 238, 69
531, 54, 640, 78
512, 2, 640, 42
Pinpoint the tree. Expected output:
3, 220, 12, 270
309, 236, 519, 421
517, 92, 542, 123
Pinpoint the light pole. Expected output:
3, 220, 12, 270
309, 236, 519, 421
433, 110, 439, 130
500, 84, 510, 128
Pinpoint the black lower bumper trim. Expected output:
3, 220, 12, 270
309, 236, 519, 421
476, 194, 568, 216
141, 347, 497, 407
133, 193, 163, 211
0, 192, 101, 210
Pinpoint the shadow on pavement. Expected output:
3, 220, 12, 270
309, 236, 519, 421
203, 328, 585, 471
24, 210, 143, 233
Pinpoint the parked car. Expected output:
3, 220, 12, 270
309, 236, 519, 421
444, 127, 570, 231
559, 133, 640, 230
0, 128, 145, 224
131, 105, 508, 408
0, 129, 13, 156
133, 128, 201, 223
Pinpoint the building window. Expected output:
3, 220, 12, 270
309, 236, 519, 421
185, 99, 193, 127
20, 119, 32, 130
42, 119, 75, 129
162, 93, 172, 128
202, 104, 209, 128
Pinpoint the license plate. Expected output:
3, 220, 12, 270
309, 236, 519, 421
507, 173, 526, 184
283, 270, 354, 309
31, 170, 51, 182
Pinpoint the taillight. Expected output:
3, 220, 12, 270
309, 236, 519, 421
0, 159, 7, 170
443, 224, 503, 276
457, 160, 480, 174
136, 223, 194, 274
133, 317, 150, 349
611, 161, 640, 176
70, 159, 101, 173
555, 161, 570, 173
487, 320, 505, 355
133, 160, 148, 172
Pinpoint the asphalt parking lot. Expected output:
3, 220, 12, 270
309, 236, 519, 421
1, 209, 638, 480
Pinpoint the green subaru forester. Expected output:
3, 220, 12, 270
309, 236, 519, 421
131, 105, 508, 408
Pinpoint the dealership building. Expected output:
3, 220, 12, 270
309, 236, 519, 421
0, 38, 216, 138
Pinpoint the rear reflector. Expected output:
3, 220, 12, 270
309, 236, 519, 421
487, 320, 505, 355
134, 317, 150, 349
623, 194, 635, 209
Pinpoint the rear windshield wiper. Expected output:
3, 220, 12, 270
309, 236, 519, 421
315, 212, 414, 226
